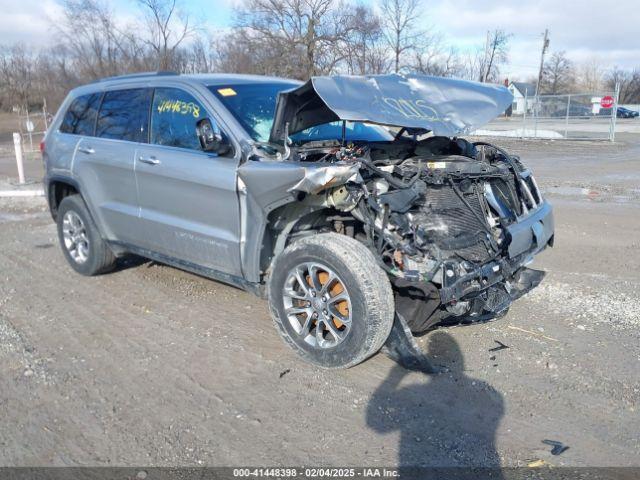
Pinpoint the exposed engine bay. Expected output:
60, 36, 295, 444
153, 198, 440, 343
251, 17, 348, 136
273, 134, 554, 333
234, 74, 555, 336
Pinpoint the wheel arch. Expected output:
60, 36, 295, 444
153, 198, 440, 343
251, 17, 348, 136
47, 176, 82, 221
258, 204, 334, 281
258, 201, 368, 284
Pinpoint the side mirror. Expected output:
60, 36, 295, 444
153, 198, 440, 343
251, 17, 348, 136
196, 118, 228, 154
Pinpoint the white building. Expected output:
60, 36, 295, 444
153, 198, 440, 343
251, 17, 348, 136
508, 82, 536, 115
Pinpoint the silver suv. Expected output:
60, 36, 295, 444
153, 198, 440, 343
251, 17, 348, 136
43, 72, 554, 368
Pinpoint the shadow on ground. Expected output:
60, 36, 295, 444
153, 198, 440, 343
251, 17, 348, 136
367, 332, 504, 472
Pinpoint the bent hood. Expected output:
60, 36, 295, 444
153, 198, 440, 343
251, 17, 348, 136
269, 73, 513, 142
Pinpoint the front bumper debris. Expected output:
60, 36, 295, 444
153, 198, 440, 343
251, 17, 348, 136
439, 201, 553, 306
506, 201, 554, 258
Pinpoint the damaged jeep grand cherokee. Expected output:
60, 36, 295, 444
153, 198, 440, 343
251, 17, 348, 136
44, 72, 554, 369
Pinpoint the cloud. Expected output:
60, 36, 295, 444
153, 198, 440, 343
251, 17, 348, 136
0, 0, 637, 79
0, 0, 63, 46
422, 0, 640, 77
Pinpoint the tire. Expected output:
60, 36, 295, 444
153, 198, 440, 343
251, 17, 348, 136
56, 194, 116, 276
268, 233, 395, 369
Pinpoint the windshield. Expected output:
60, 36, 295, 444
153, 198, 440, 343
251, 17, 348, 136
209, 83, 393, 144
289, 121, 393, 144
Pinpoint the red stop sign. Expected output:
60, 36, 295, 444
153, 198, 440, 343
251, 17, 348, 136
601, 95, 614, 108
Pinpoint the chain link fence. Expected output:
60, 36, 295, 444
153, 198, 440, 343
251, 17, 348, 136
474, 85, 621, 141
15, 102, 51, 153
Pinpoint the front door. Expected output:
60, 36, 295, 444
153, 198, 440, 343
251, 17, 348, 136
134, 86, 242, 276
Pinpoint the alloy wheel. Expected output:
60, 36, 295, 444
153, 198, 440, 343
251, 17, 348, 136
282, 262, 352, 349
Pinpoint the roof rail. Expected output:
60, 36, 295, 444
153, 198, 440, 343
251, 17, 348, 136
92, 71, 180, 83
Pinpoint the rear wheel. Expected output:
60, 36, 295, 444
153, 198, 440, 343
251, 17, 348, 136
57, 194, 116, 276
268, 233, 394, 368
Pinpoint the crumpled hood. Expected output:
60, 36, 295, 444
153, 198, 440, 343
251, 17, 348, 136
269, 73, 513, 142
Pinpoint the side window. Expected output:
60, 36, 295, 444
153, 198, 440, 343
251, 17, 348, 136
150, 88, 207, 151
96, 88, 152, 143
59, 93, 101, 136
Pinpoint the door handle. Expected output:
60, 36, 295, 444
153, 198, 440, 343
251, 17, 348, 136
78, 146, 95, 154
139, 155, 160, 165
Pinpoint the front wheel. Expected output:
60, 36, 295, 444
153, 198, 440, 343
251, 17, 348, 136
268, 233, 395, 369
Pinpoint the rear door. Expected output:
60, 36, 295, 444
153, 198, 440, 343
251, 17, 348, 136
73, 88, 152, 244
134, 86, 242, 276
51, 92, 102, 173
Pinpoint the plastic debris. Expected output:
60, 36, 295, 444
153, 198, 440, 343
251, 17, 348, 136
542, 439, 569, 456
489, 340, 510, 352
279, 369, 291, 378
382, 314, 441, 374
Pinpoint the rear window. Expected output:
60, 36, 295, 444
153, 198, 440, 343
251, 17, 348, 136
59, 93, 102, 136
96, 88, 152, 143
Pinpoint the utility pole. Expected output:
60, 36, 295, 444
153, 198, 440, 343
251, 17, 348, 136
535, 29, 550, 96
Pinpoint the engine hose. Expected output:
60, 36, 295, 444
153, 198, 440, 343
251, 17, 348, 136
473, 140, 530, 206
359, 156, 423, 189
354, 200, 398, 275
473, 141, 525, 179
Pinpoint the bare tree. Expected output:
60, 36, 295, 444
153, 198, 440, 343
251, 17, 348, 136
540, 51, 574, 94
344, 5, 388, 74
412, 39, 463, 78
210, 30, 261, 75
379, 0, 423, 73
478, 29, 511, 83
0, 44, 38, 109
606, 67, 640, 103
54, 0, 127, 79
576, 56, 605, 92
180, 34, 217, 73
0, 0, 477, 112
137, 0, 197, 71
455, 46, 483, 81
233, 0, 358, 79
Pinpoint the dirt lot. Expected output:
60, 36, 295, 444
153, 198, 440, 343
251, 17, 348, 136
0, 136, 639, 468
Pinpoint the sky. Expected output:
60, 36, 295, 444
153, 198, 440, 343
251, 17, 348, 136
0, 0, 638, 81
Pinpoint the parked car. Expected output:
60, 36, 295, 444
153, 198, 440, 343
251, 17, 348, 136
42, 72, 554, 368
543, 102, 592, 118
568, 104, 593, 117
617, 107, 639, 118
598, 106, 639, 118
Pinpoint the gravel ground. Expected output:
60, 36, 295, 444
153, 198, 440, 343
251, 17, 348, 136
0, 136, 639, 468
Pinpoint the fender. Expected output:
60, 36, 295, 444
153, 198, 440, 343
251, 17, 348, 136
45, 174, 104, 237
45, 174, 82, 219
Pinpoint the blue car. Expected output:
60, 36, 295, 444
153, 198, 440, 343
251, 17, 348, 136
617, 107, 639, 118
